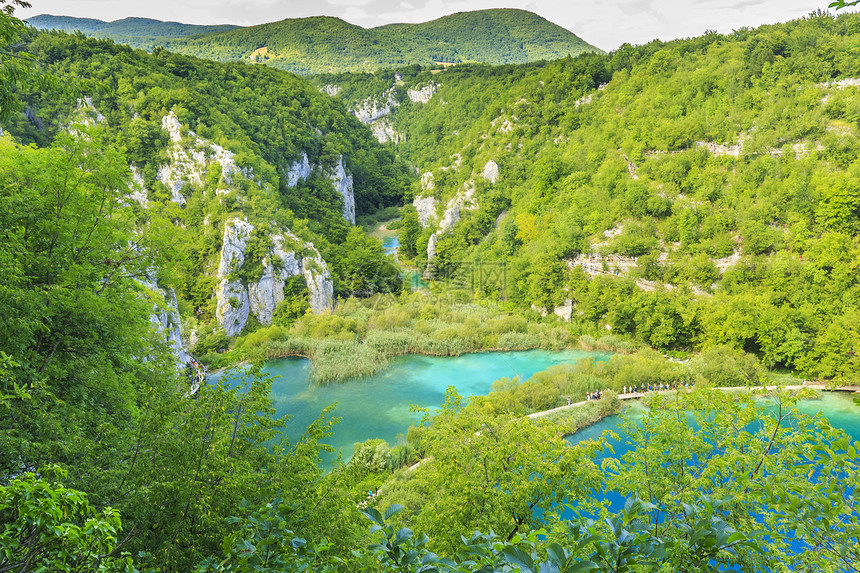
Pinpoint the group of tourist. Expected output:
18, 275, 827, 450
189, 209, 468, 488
187, 357, 206, 388
585, 389, 611, 401
622, 382, 689, 394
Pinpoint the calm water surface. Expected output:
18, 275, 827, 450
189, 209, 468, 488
214, 349, 611, 465
565, 392, 860, 514
382, 236, 399, 255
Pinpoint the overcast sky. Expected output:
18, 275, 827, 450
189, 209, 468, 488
18, 0, 847, 52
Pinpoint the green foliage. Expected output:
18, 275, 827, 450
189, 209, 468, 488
0, 1, 63, 122
0, 467, 134, 573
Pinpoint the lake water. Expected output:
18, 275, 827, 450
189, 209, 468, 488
382, 236, 399, 255
212, 349, 611, 465
565, 391, 860, 514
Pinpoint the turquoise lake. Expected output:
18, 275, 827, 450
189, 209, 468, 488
382, 235, 399, 255
565, 391, 860, 514
213, 349, 611, 465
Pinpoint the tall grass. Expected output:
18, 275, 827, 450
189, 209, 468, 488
538, 395, 622, 431
226, 293, 628, 384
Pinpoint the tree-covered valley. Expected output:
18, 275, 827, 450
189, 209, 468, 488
1, 1, 860, 571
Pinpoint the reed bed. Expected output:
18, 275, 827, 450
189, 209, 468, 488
224, 294, 641, 384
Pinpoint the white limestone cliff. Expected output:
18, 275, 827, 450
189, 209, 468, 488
216, 219, 334, 336
330, 158, 356, 224
421, 180, 479, 277
413, 195, 439, 228
286, 153, 312, 187
127, 166, 149, 207
351, 89, 398, 124
157, 111, 252, 205
408, 84, 437, 104
482, 160, 500, 184
215, 219, 254, 335
285, 153, 355, 224
438, 182, 477, 233
420, 171, 435, 192
371, 118, 404, 144
144, 278, 192, 368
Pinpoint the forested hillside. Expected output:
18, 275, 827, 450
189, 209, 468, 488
27, 9, 601, 75
320, 11, 860, 383
0, 29, 410, 550
26, 14, 239, 50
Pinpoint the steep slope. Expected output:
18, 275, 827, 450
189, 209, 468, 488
26, 14, 238, 50
3, 31, 408, 358
28, 9, 601, 75
322, 12, 860, 381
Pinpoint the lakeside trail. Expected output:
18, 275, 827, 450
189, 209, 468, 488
388, 383, 858, 496
526, 384, 857, 419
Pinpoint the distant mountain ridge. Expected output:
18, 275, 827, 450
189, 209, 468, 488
26, 14, 239, 42
26, 9, 601, 75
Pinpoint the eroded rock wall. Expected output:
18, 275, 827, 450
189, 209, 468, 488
216, 219, 334, 336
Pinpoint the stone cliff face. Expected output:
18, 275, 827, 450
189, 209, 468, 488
407, 83, 438, 104
351, 89, 398, 123
216, 218, 334, 336
371, 119, 403, 144
420, 160, 500, 276
348, 88, 405, 144
157, 111, 251, 205
330, 158, 356, 224
284, 153, 356, 224
413, 195, 439, 228
285, 152, 312, 187
145, 277, 192, 368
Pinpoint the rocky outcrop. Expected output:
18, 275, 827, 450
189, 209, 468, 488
408, 84, 437, 104
302, 254, 335, 314
420, 171, 435, 192
284, 152, 355, 224
127, 166, 149, 207
73, 96, 105, 127
421, 181, 479, 277
330, 158, 356, 224
144, 277, 192, 368
423, 233, 438, 279
413, 195, 439, 228
216, 219, 334, 336
215, 219, 254, 335
351, 89, 398, 124
438, 182, 477, 233
371, 118, 403, 144
482, 160, 499, 184
323, 84, 341, 96
286, 153, 312, 187
157, 111, 251, 205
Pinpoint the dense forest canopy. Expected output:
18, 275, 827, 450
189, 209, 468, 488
1, 1, 860, 572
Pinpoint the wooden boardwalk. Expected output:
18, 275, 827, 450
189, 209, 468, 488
527, 383, 857, 420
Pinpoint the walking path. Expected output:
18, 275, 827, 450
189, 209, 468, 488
527, 383, 857, 420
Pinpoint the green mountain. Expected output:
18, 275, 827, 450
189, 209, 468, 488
25, 14, 238, 50
27, 9, 602, 75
